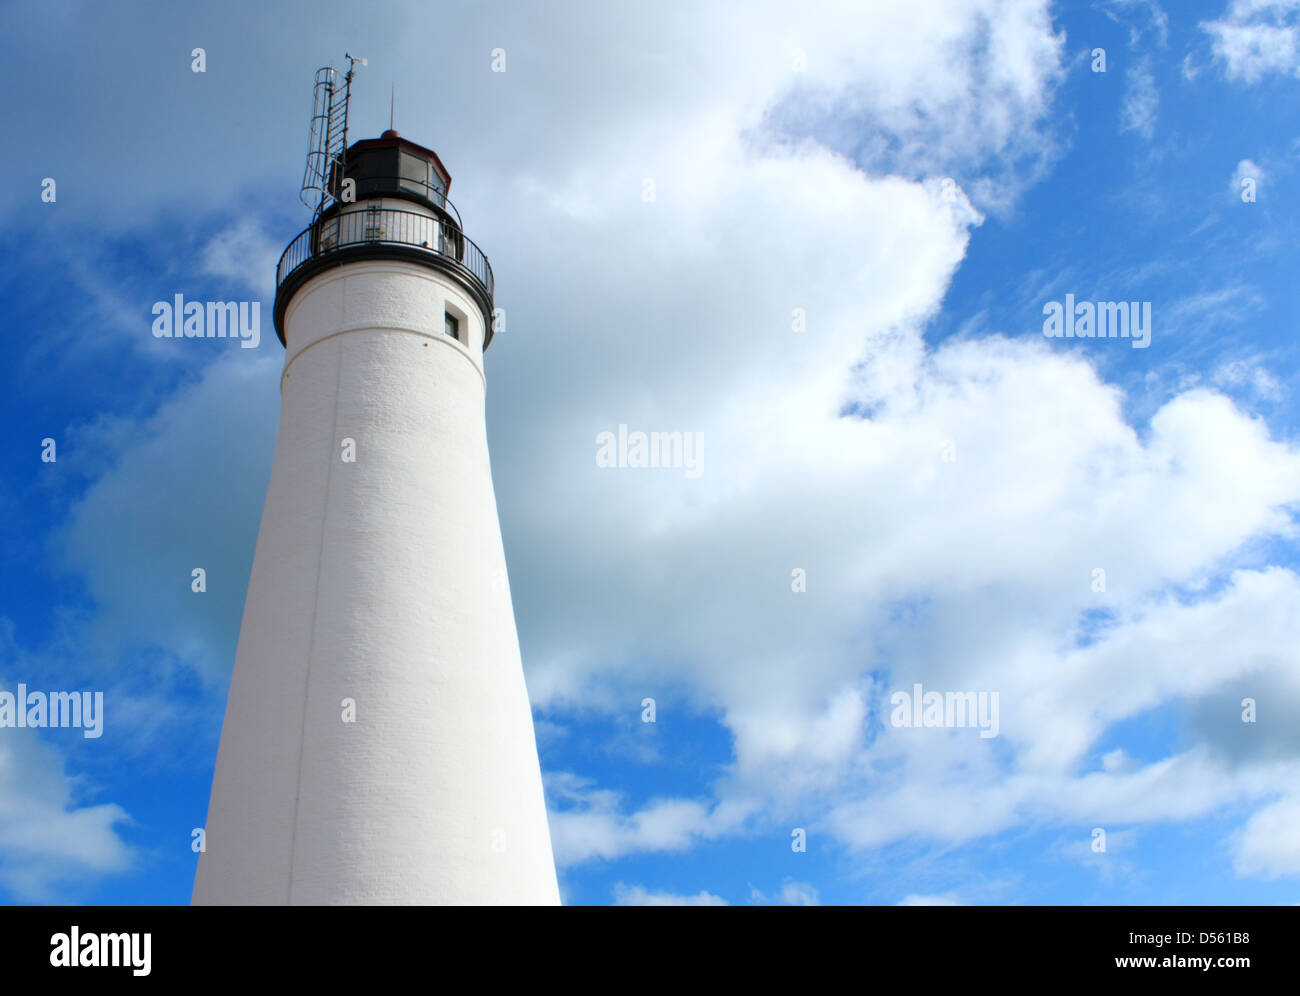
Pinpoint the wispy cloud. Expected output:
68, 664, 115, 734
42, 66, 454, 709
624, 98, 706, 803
1120, 59, 1159, 139
898, 893, 965, 905
546, 772, 746, 866
199, 218, 280, 300
614, 883, 729, 905
1098, 0, 1170, 47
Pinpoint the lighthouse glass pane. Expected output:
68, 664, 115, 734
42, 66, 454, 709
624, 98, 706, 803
445, 312, 460, 341
352, 148, 397, 198
399, 152, 430, 198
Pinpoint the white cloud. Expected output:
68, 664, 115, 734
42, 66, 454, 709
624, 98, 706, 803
0, 623, 139, 900
614, 883, 729, 906
28, 0, 1300, 897
545, 772, 748, 866
1233, 794, 1300, 877
759, 0, 1066, 211
530, 315, 1300, 865
0, 726, 132, 900
1203, 1, 1300, 82
1120, 60, 1159, 138
898, 893, 965, 905
199, 218, 281, 301
750, 880, 822, 905
1231, 157, 1266, 185
1230, 158, 1266, 202
1214, 355, 1282, 401
1099, 0, 1171, 47
1051, 828, 1140, 883
0, 0, 1068, 222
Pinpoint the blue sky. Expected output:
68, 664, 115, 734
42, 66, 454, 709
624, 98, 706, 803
2, 0, 1299, 905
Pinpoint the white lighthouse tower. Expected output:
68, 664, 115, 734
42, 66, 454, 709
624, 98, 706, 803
193, 63, 560, 905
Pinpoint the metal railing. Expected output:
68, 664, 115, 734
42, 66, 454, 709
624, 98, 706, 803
276, 206, 493, 303
324, 174, 464, 228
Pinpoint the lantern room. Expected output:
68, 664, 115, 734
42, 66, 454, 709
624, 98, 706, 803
331, 129, 453, 216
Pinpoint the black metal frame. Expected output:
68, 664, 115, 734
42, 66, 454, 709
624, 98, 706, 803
273, 206, 495, 349
323, 169, 461, 227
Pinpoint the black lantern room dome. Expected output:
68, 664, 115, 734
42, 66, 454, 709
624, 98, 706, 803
327, 129, 455, 222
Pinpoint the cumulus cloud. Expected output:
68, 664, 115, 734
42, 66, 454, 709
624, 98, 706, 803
1233, 794, 1300, 877
0, 724, 132, 900
1203, 1, 1300, 82
759, 0, 1066, 211
532, 317, 1300, 865
23, 0, 1300, 900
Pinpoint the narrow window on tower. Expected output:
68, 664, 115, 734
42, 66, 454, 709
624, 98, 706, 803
444, 311, 460, 342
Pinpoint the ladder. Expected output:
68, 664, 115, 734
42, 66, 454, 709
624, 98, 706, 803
299, 55, 362, 221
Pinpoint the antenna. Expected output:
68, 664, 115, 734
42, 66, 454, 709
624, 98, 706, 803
342, 53, 366, 150
390, 82, 395, 132
298, 55, 366, 220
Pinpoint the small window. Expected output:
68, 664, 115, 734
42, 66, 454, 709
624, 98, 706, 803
444, 311, 460, 341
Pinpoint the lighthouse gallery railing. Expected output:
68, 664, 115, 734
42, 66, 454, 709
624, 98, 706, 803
276, 206, 494, 303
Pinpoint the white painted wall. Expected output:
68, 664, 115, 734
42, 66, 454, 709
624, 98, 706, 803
193, 258, 560, 905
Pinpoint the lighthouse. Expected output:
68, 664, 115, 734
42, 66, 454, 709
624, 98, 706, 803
193, 63, 560, 905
